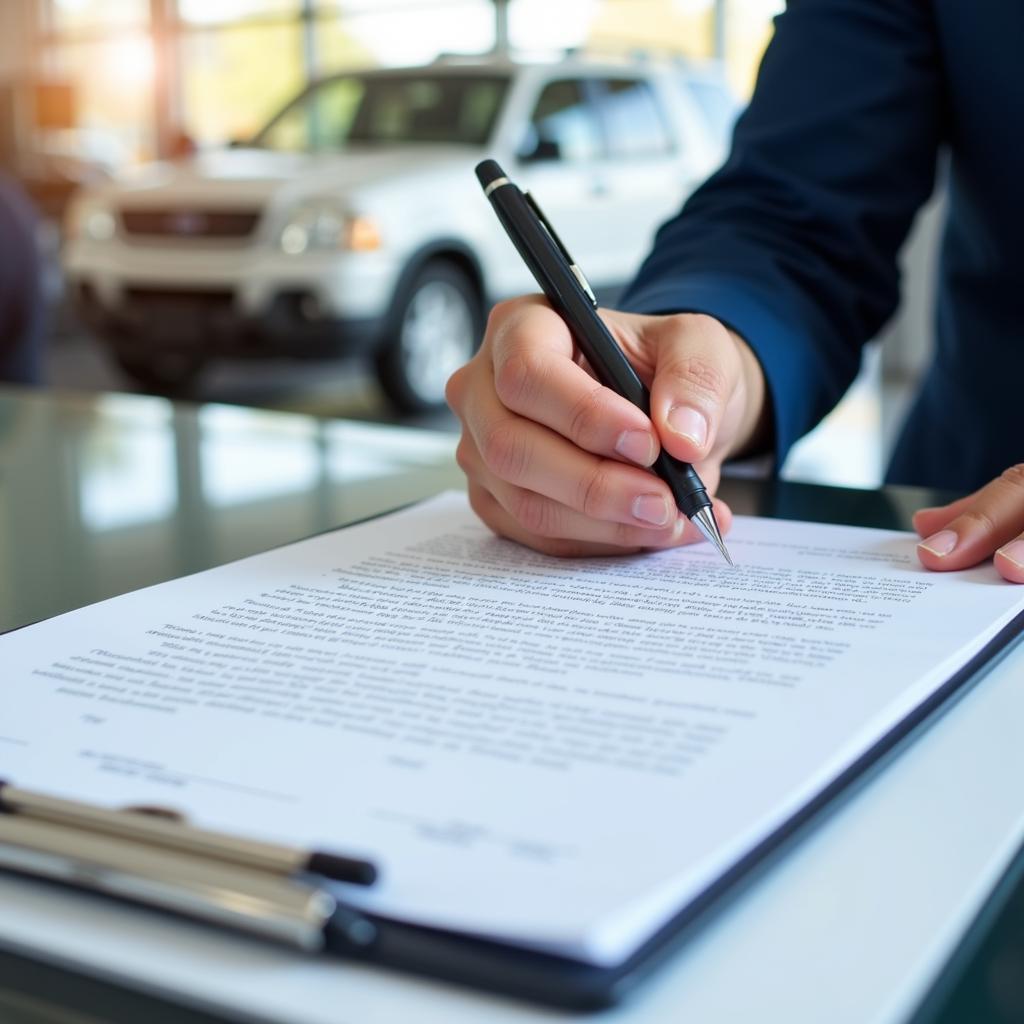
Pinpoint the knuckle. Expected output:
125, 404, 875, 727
960, 507, 998, 534
454, 437, 476, 475
1000, 464, 1024, 492
444, 364, 467, 409
490, 297, 522, 320
494, 351, 542, 410
566, 385, 608, 448
670, 355, 730, 403
486, 297, 530, 341
485, 299, 514, 331
479, 420, 529, 482
509, 489, 560, 537
576, 461, 615, 519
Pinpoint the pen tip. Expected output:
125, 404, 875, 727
689, 507, 735, 567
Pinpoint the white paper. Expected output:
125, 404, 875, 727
2, 492, 1023, 965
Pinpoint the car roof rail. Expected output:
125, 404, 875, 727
431, 51, 511, 65
560, 45, 702, 66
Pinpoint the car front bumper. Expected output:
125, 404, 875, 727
65, 240, 399, 359
73, 281, 382, 360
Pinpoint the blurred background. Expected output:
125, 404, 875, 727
0, 0, 939, 488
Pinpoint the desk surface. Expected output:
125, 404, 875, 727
0, 384, 1021, 1023
0, 384, 943, 633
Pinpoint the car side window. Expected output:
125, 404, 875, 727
594, 77, 674, 158
682, 76, 740, 141
519, 79, 601, 163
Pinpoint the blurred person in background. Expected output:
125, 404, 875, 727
0, 173, 44, 384
446, 0, 1024, 583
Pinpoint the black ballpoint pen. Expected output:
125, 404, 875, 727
475, 159, 733, 566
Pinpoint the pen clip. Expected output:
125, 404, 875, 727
523, 190, 598, 307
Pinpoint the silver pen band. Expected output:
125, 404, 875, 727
483, 176, 511, 197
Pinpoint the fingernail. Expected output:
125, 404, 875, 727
919, 530, 958, 557
632, 493, 671, 526
667, 405, 708, 448
615, 429, 655, 466
997, 539, 1024, 569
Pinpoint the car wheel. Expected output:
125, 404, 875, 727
377, 261, 482, 413
111, 346, 207, 396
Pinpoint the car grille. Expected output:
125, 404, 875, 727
119, 208, 262, 240
123, 287, 235, 308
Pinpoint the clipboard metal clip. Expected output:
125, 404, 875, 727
0, 780, 378, 953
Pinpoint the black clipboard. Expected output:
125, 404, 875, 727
320, 605, 1024, 1010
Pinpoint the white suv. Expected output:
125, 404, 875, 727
64, 54, 736, 411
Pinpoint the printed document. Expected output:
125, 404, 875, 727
3, 492, 1023, 964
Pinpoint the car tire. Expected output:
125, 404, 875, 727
111, 346, 207, 396
376, 261, 482, 413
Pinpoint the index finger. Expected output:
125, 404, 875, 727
489, 298, 660, 468
916, 466, 1024, 572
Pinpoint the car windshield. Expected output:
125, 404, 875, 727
254, 72, 510, 152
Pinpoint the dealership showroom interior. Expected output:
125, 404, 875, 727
1, 2, 1023, 1023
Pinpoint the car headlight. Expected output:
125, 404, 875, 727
277, 201, 381, 255
66, 199, 117, 242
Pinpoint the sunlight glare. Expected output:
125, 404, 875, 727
108, 36, 156, 86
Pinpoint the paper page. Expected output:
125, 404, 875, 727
3, 492, 1023, 964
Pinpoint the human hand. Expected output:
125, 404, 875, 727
913, 466, 1024, 582
445, 295, 769, 556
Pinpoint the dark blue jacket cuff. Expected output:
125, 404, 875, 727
620, 274, 846, 469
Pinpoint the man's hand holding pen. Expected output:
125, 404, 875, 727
456, 163, 1022, 581
447, 291, 1024, 584
446, 297, 766, 558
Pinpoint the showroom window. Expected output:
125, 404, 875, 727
39, 0, 780, 165
41, 0, 155, 162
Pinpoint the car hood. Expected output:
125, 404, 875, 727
106, 146, 480, 208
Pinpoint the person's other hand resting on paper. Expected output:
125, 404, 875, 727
914, 471, 1024, 584
449, 1, 1024, 582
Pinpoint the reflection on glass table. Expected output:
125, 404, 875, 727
0, 385, 958, 637
0, 386, 464, 633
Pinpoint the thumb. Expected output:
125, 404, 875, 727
648, 314, 742, 465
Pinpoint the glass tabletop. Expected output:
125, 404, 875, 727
0, 383, 1016, 1024
0, 384, 950, 635
0, 385, 467, 633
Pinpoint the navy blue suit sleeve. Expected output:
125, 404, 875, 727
621, 0, 945, 465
